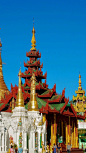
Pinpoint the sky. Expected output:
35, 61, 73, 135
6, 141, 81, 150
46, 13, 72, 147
0, 0, 86, 101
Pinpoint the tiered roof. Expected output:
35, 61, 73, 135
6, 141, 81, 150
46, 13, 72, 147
0, 26, 85, 120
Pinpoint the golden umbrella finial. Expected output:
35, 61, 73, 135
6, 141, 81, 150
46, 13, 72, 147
78, 72, 82, 90
16, 68, 24, 107
28, 73, 39, 111
30, 18, 36, 50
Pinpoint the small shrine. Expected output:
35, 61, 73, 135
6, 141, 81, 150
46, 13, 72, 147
73, 74, 86, 149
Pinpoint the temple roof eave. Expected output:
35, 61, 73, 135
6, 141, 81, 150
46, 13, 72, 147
75, 90, 85, 94
73, 95, 85, 101
21, 73, 46, 79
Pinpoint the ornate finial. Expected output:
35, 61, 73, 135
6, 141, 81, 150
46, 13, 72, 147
16, 69, 24, 107
78, 73, 82, 90
30, 20, 36, 51
28, 73, 39, 111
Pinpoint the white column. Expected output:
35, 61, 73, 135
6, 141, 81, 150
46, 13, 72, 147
29, 132, 32, 153
2, 130, 4, 151
13, 130, 17, 144
42, 133, 44, 144
0, 133, 1, 151
5, 131, 7, 151
23, 131, 28, 153
38, 132, 40, 151
17, 131, 19, 148
24, 132, 27, 149
44, 121, 46, 148
33, 132, 35, 151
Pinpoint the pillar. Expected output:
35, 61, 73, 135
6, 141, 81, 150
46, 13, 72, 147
61, 121, 63, 142
5, 131, 7, 151
24, 132, 27, 149
74, 123, 76, 148
2, 130, 4, 151
13, 130, 17, 145
33, 132, 35, 150
53, 114, 56, 145
72, 121, 74, 148
69, 116, 70, 145
0, 133, 1, 151
59, 121, 60, 138
17, 132, 19, 148
66, 122, 68, 146
75, 120, 78, 148
42, 133, 44, 144
51, 121, 53, 146
23, 131, 28, 153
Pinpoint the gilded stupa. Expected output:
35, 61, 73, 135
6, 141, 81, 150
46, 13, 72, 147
0, 39, 9, 100
16, 69, 24, 107
28, 73, 39, 111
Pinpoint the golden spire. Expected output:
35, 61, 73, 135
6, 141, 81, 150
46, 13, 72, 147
78, 73, 82, 90
0, 39, 9, 100
28, 73, 39, 111
16, 69, 24, 107
30, 19, 36, 50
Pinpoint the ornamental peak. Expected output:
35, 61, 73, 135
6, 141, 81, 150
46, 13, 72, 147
78, 73, 82, 90
30, 24, 36, 50
16, 69, 24, 107
28, 73, 39, 111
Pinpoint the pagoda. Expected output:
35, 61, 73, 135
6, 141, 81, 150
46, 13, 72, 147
0, 39, 9, 100
0, 25, 57, 112
73, 74, 86, 149
0, 25, 85, 153
21, 25, 48, 96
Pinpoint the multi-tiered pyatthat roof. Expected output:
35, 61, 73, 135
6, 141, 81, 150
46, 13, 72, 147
21, 25, 47, 95
0, 39, 9, 100
0, 25, 72, 115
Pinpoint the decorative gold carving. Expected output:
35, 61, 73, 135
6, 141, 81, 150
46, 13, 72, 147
46, 145, 49, 153
42, 141, 46, 153
50, 146, 53, 153
18, 117, 22, 126
73, 101, 86, 113
38, 121, 42, 126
